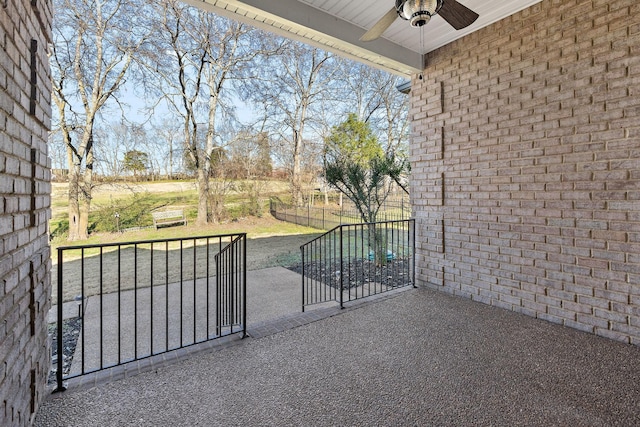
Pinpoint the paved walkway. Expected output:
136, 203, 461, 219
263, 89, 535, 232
48, 267, 313, 376
38, 275, 640, 426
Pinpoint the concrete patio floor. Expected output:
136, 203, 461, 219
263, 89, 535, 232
37, 285, 640, 426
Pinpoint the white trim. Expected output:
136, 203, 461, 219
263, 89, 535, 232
181, 0, 545, 76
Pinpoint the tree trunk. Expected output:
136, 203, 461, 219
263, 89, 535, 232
67, 175, 90, 240
291, 130, 303, 206
205, 74, 223, 223
78, 201, 90, 240
80, 140, 95, 239
66, 134, 92, 241
368, 223, 388, 266
67, 167, 82, 241
196, 167, 209, 225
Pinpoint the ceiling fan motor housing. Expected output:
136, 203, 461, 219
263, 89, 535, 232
396, 0, 444, 27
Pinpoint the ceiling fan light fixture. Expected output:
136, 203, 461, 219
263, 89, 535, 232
399, 0, 443, 27
361, 0, 478, 42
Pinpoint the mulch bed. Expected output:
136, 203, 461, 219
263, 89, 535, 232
287, 258, 413, 289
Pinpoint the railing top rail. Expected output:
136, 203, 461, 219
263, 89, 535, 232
57, 232, 247, 251
300, 218, 414, 248
215, 234, 245, 257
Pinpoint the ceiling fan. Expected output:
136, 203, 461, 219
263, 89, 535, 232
360, 0, 479, 42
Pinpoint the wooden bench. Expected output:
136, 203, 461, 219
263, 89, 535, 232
152, 209, 187, 229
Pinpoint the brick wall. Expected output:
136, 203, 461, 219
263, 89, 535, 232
0, 0, 53, 424
410, 0, 639, 345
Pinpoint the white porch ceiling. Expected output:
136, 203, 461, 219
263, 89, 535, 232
182, 0, 543, 76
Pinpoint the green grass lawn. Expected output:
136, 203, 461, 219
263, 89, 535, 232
49, 179, 293, 241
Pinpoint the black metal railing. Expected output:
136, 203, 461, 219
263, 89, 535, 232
53, 233, 246, 392
301, 219, 415, 311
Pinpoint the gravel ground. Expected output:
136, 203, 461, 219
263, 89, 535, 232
36, 287, 640, 427
48, 318, 82, 384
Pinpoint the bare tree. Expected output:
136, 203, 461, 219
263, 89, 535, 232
365, 71, 410, 194
48, 128, 70, 174
94, 120, 147, 177
51, 0, 150, 240
228, 130, 271, 179
372, 73, 410, 159
150, 121, 182, 178
338, 62, 409, 154
247, 42, 337, 206
146, 0, 272, 224
337, 61, 385, 123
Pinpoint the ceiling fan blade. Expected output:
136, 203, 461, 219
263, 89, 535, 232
438, 0, 479, 30
360, 7, 398, 42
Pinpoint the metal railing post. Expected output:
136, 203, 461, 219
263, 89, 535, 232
242, 234, 247, 338
412, 219, 416, 287
339, 226, 344, 309
301, 245, 305, 312
53, 248, 66, 393
216, 244, 221, 337
228, 240, 233, 332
